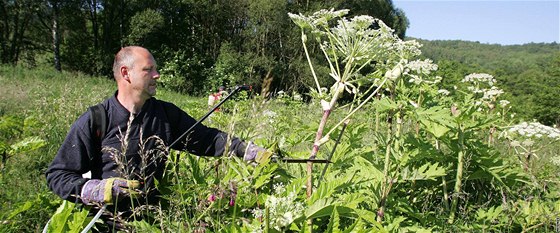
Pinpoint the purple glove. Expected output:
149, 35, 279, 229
243, 141, 272, 164
80, 178, 140, 205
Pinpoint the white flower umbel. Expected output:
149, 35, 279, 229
462, 73, 496, 86
462, 73, 506, 111
508, 122, 560, 139
499, 100, 510, 108
437, 89, 450, 96
289, 8, 425, 201
252, 183, 304, 231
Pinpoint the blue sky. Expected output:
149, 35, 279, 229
392, 0, 559, 45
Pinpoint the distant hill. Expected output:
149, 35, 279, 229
407, 38, 560, 125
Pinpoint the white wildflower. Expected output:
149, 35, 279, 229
508, 122, 560, 139
405, 59, 438, 75
551, 156, 560, 166
263, 110, 278, 124
482, 86, 504, 100
261, 187, 305, 231
462, 73, 495, 86
438, 89, 450, 96
499, 100, 510, 107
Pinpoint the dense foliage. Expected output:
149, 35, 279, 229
2, 1, 557, 126
0, 0, 407, 96
1, 8, 559, 232
416, 39, 560, 126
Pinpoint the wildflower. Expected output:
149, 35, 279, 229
508, 122, 560, 139
551, 156, 560, 166
263, 110, 277, 118
499, 100, 510, 107
229, 181, 237, 206
251, 183, 304, 231
462, 73, 496, 86
437, 89, 450, 96
208, 194, 217, 202
482, 86, 504, 101
404, 59, 438, 76
273, 183, 286, 194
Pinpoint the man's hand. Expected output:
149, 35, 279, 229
80, 178, 140, 205
243, 141, 273, 164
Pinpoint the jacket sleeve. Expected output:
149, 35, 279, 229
45, 114, 96, 203
166, 103, 247, 157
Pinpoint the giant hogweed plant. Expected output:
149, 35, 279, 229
294, 20, 530, 229
288, 9, 421, 202
288, 8, 465, 229
373, 70, 526, 227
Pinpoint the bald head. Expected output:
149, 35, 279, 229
113, 46, 153, 79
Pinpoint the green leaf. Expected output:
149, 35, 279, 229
416, 106, 454, 138
47, 201, 80, 233
400, 163, 446, 181
476, 205, 503, 221
67, 208, 92, 232
326, 206, 341, 233
305, 198, 356, 219
375, 98, 398, 112
186, 153, 206, 185
8, 136, 46, 154
7, 201, 33, 219
129, 220, 163, 233
309, 172, 353, 203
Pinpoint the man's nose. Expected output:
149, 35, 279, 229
152, 70, 160, 79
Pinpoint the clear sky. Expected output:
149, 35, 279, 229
392, 0, 559, 45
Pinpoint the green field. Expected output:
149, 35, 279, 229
1, 64, 559, 232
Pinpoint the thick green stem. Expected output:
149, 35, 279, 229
448, 128, 465, 223
307, 108, 332, 198
323, 78, 388, 139
377, 111, 396, 222
435, 139, 450, 211
301, 30, 322, 95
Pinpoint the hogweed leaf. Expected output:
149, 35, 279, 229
326, 206, 342, 233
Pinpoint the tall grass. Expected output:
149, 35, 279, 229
1, 65, 559, 232
0, 65, 222, 232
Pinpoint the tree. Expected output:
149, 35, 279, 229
0, 0, 40, 64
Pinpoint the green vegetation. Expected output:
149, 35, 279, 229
416, 39, 560, 125
2, 0, 557, 125
1, 13, 559, 231
0, 0, 407, 96
1, 4, 559, 232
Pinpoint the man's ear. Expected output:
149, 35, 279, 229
120, 66, 130, 82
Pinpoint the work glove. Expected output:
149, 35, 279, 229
80, 177, 141, 205
243, 141, 273, 164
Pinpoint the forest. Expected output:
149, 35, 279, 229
1, 0, 559, 232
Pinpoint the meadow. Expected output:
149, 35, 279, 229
1, 10, 559, 232
1, 64, 559, 232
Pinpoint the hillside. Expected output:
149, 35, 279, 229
410, 38, 560, 125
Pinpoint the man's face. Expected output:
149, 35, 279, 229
128, 49, 159, 100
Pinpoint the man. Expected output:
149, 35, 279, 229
45, 46, 267, 231
207, 85, 228, 111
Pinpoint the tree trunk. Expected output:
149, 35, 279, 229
88, 0, 99, 51
0, 1, 9, 63
52, 1, 61, 71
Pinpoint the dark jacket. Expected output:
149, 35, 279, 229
46, 93, 247, 204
